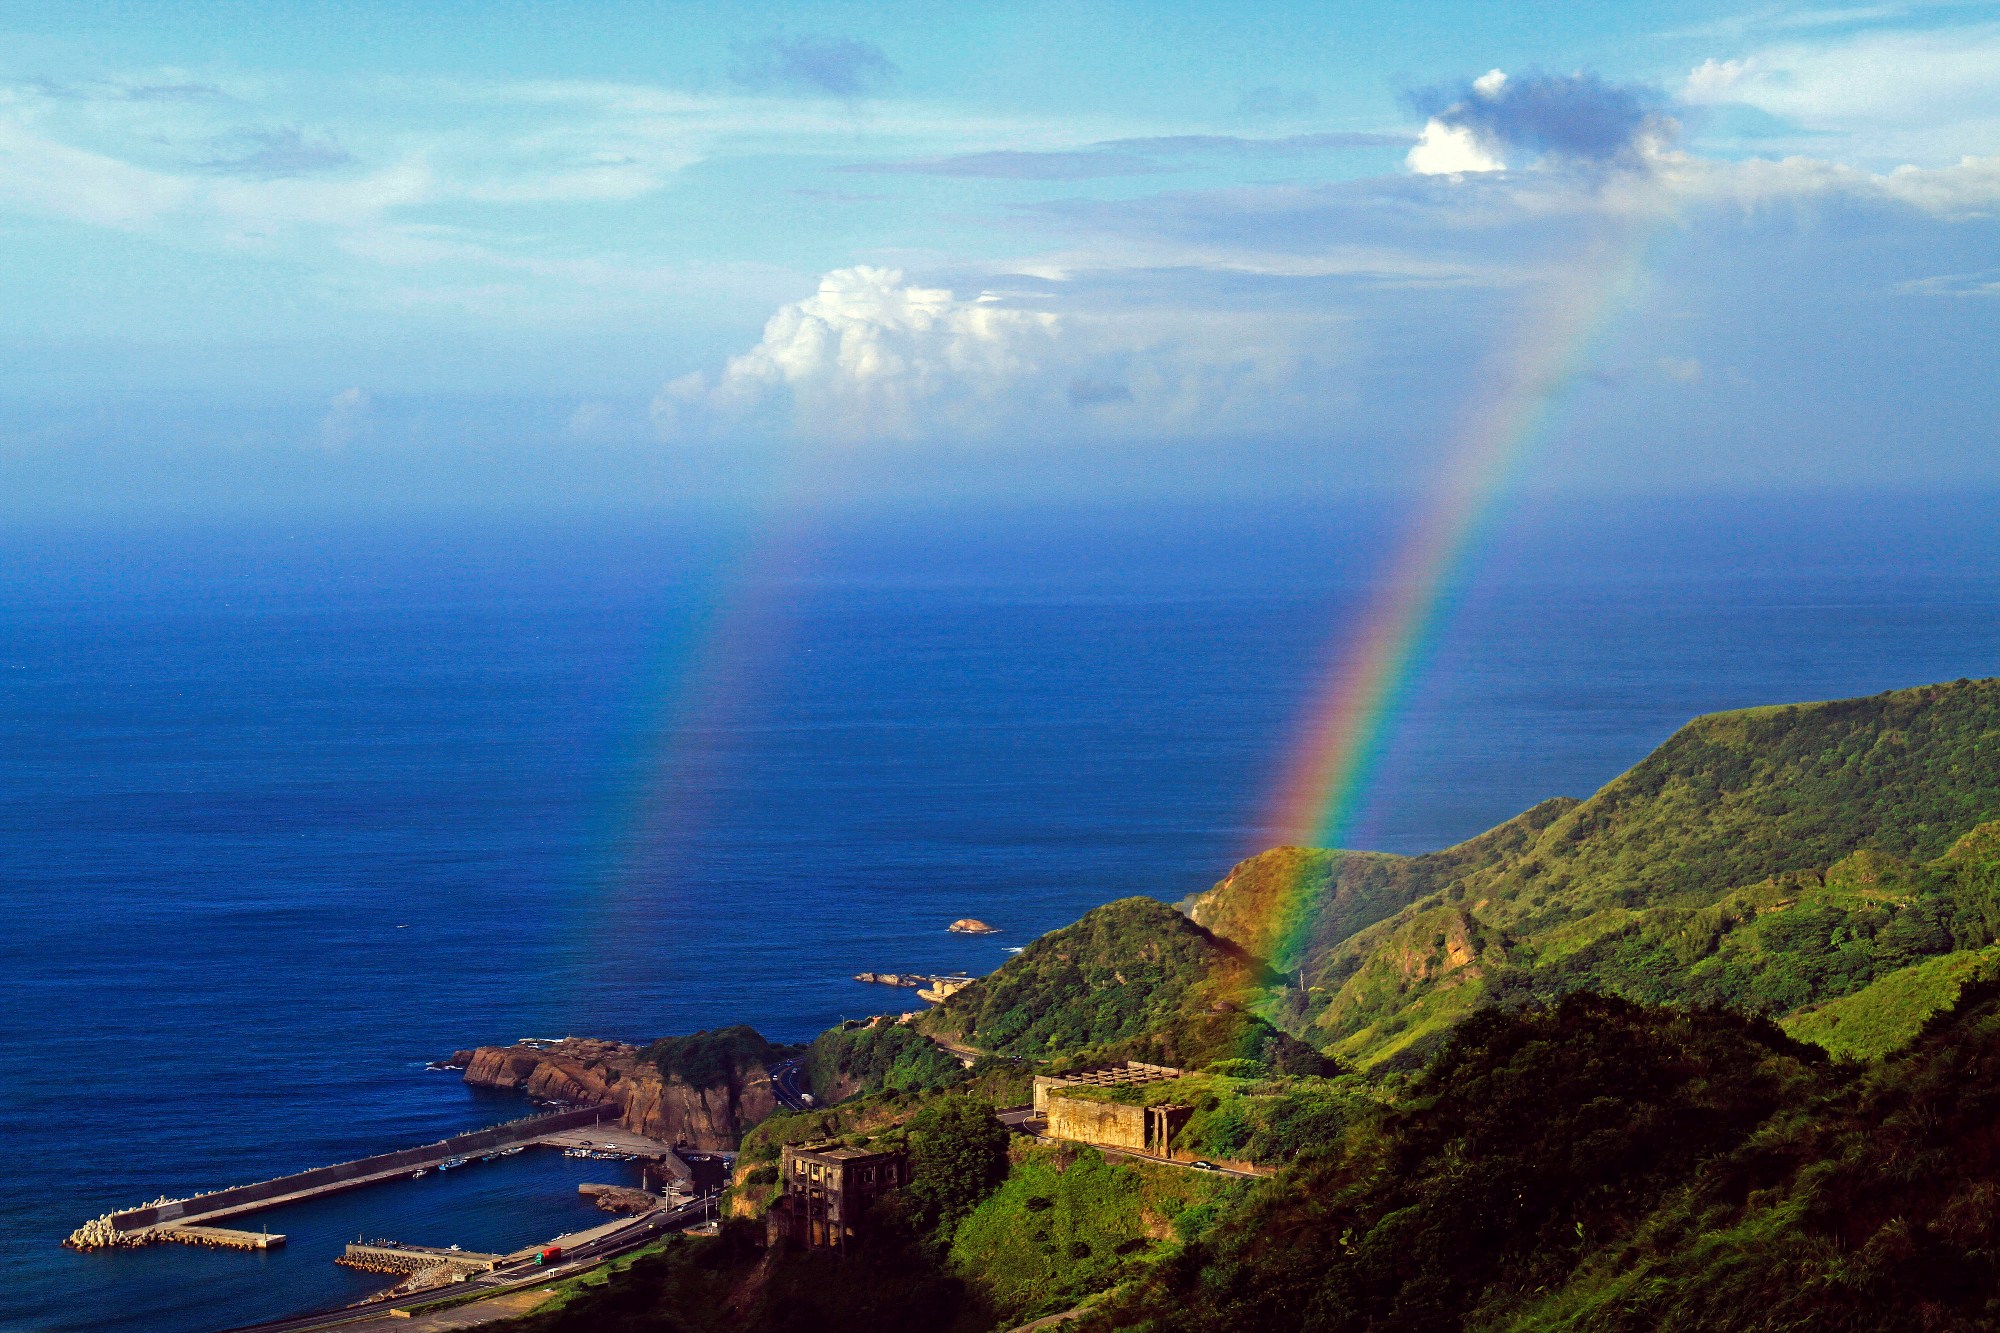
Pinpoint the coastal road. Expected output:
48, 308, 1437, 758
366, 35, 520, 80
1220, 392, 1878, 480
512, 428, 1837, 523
216, 1197, 714, 1333
769, 1058, 813, 1111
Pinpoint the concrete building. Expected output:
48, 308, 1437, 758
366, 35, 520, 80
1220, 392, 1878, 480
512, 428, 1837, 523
1044, 1094, 1192, 1155
772, 1142, 908, 1251
1033, 1062, 1192, 1157
1031, 1061, 1185, 1113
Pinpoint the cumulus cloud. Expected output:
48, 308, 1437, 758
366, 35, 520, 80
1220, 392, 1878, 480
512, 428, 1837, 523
729, 34, 898, 97
655, 265, 1361, 444
661, 267, 1059, 439
1407, 118, 1507, 174
1407, 69, 1674, 174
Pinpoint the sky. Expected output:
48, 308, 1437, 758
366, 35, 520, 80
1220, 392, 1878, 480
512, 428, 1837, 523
2, 0, 1998, 515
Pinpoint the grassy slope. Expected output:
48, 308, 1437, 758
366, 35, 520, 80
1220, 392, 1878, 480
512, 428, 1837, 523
1181, 799, 1578, 974
1081, 995, 1829, 1333
1087, 980, 2000, 1333
949, 1141, 1250, 1325
1780, 944, 2000, 1061
1190, 680, 2000, 1069
917, 897, 1326, 1073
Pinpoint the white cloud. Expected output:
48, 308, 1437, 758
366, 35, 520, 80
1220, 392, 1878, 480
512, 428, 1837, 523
655, 264, 1362, 444
1681, 25, 2000, 164
1678, 151, 2000, 219
1407, 118, 1507, 175
671, 266, 1061, 440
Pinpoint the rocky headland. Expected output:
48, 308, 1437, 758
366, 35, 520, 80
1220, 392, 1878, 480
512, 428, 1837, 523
458, 1032, 778, 1151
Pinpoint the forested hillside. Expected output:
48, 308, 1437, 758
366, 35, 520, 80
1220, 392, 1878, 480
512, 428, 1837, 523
1195, 680, 2000, 1069
503, 678, 2000, 1333
917, 896, 1330, 1074
1090, 982, 2000, 1333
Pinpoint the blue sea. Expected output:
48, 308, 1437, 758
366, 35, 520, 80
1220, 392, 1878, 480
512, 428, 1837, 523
1, 493, 1996, 1333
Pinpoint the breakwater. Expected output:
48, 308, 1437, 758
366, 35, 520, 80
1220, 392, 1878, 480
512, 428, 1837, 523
67, 1104, 616, 1249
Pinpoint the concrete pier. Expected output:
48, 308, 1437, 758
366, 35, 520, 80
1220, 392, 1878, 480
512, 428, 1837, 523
338, 1241, 503, 1277
68, 1104, 621, 1251
157, 1225, 286, 1250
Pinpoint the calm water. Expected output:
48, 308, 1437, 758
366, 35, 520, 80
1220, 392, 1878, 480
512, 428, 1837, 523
2, 494, 1996, 1332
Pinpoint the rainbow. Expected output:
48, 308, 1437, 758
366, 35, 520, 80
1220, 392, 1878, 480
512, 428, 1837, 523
1258, 224, 1660, 966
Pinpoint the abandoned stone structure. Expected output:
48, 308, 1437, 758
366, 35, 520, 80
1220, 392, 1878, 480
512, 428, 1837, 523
1033, 1061, 1192, 1156
1044, 1093, 1192, 1155
1032, 1061, 1185, 1112
770, 1142, 908, 1250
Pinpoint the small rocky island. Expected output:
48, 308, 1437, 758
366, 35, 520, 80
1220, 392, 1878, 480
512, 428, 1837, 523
948, 918, 1000, 934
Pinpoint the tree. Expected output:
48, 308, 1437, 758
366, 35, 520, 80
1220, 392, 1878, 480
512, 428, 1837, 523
904, 1095, 1010, 1241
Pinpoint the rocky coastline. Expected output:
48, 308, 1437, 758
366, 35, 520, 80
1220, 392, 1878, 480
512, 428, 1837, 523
455, 1037, 776, 1151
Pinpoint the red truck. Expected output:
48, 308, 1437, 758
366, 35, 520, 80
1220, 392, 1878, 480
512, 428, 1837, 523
534, 1245, 563, 1266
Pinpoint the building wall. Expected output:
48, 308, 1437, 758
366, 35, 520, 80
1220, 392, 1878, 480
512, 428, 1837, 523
1045, 1095, 1150, 1152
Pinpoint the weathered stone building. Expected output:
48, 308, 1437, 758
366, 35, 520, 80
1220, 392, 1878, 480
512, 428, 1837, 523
770, 1142, 907, 1251
1045, 1095, 1192, 1155
1032, 1061, 1185, 1112
1033, 1061, 1192, 1156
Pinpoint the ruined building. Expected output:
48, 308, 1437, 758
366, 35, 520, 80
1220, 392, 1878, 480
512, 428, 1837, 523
1034, 1061, 1193, 1156
769, 1142, 908, 1251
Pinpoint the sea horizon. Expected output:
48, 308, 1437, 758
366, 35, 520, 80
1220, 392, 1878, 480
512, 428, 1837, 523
3, 489, 1996, 1332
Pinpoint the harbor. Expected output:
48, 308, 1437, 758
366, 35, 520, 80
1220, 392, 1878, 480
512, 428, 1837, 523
67, 1105, 620, 1251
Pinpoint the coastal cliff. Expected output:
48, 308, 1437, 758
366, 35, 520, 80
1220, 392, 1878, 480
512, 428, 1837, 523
461, 1028, 781, 1150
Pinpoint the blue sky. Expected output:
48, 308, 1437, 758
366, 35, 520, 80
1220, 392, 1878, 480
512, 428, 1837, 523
2, 0, 1998, 513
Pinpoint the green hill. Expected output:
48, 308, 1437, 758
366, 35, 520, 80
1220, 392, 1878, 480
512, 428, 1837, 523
1190, 679, 2000, 1069
1085, 979, 2000, 1333
918, 896, 1329, 1073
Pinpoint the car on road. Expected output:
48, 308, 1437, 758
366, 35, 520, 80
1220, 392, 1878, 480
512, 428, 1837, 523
1191, 1161, 1219, 1171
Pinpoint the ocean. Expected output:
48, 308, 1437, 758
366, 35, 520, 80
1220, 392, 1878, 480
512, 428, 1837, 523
1, 492, 1995, 1333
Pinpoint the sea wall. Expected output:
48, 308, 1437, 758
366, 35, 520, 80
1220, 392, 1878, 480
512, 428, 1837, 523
97, 1105, 612, 1235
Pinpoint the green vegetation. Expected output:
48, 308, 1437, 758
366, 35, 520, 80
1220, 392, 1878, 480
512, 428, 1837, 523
1781, 944, 2000, 1060
645, 1025, 781, 1088
1206, 680, 2000, 1070
1054, 1071, 1377, 1163
950, 1142, 1250, 1324
920, 896, 1330, 1073
508, 1222, 987, 1333
905, 1096, 1012, 1239
1082, 994, 1829, 1333
506, 678, 2000, 1333
806, 1019, 970, 1101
